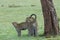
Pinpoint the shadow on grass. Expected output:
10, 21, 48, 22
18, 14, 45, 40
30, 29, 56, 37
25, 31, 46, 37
31, 5, 36, 7
58, 18, 60, 21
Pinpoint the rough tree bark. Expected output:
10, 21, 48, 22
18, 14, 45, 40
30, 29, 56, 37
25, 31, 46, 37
40, 0, 59, 37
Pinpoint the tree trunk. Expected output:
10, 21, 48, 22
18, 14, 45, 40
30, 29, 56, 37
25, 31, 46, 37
40, 0, 59, 37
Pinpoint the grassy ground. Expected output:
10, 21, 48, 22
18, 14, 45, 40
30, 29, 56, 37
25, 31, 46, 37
0, 0, 60, 40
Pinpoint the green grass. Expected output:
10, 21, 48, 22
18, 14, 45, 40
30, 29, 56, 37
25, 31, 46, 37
0, 0, 60, 40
